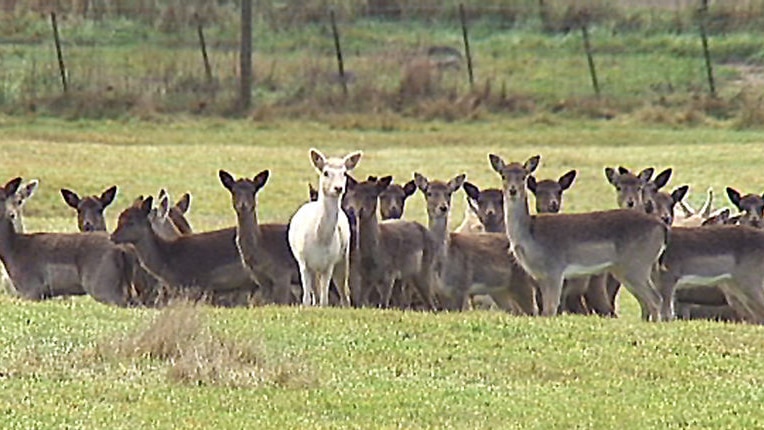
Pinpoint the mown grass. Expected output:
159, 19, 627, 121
1, 116, 764, 428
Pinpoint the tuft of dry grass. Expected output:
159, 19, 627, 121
99, 302, 312, 388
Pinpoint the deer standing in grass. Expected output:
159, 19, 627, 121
344, 176, 437, 308
111, 196, 258, 302
491, 155, 668, 320
288, 149, 362, 307
415, 172, 538, 314
0, 177, 135, 305
220, 169, 300, 305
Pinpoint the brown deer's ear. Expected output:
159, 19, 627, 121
604, 167, 618, 185
366, 175, 378, 182
558, 170, 577, 191
463, 182, 480, 201
617, 166, 630, 175
524, 155, 541, 173
252, 170, 270, 191
346, 174, 358, 189
219, 169, 235, 191
175, 193, 191, 213
19, 180, 39, 200
527, 176, 538, 194
488, 154, 506, 173
637, 167, 655, 183
652, 168, 672, 190
140, 196, 153, 216
402, 180, 416, 197
308, 183, 318, 201
413, 173, 429, 192
61, 188, 81, 209
3, 177, 21, 197
376, 176, 393, 193
448, 174, 466, 193
726, 187, 742, 209
100, 185, 118, 207
671, 185, 689, 204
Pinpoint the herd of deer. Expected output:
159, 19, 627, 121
2, 148, 764, 323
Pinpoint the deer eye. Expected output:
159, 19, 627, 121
323, 171, 329, 178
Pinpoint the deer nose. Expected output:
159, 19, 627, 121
549, 201, 559, 213
508, 187, 517, 197
626, 200, 635, 208
83, 222, 93, 232
438, 204, 448, 214
334, 186, 343, 194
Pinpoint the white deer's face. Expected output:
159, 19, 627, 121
310, 149, 362, 199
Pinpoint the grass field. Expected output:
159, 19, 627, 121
1, 115, 764, 428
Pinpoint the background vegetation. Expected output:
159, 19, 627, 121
2, 1, 764, 124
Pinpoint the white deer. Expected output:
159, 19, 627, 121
288, 148, 362, 307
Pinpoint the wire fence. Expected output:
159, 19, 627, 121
2, 1, 764, 121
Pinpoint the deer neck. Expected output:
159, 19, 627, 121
357, 212, 381, 257
316, 192, 341, 245
235, 206, 262, 251
504, 191, 534, 248
427, 214, 450, 260
0, 217, 17, 265
130, 227, 174, 283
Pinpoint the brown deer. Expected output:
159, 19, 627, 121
219, 169, 301, 305
0, 177, 135, 306
1, 179, 39, 292
527, 170, 577, 214
491, 155, 667, 320
343, 175, 437, 309
726, 187, 764, 228
414, 172, 537, 314
111, 196, 258, 300
60, 185, 117, 232
461, 182, 504, 233
375, 177, 416, 220
156, 189, 193, 235
658, 224, 764, 323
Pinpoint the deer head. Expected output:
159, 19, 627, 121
4, 179, 38, 232
60, 185, 117, 232
462, 181, 504, 232
527, 170, 577, 214
604, 166, 653, 210
726, 187, 764, 228
344, 175, 393, 221
376, 178, 416, 220
219, 169, 270, 213
414, 172, 466, 221
489, 154, 540, 202
310, 148, 362, 199
111, 196, 153, 244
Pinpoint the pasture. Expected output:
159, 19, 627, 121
1, 115, 764, 428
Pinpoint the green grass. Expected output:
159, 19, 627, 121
1, 116, 764, 428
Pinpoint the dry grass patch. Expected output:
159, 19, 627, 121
101, 302, 313, 388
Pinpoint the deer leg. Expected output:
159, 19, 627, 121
613, 267, 663, 322
536, 276, 563, 317
298, 263, 315, 306
561, 278, 590, 315
604, 274, 621, 316
331, 259, 350, 307
583, 275, 615, 317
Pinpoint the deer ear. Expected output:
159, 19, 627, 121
652, 168, 672, 190
637, 167, 655, 183
140, 196, 153, 216
219, 169, 235, 190
61, 188, 81, 209
448, 174, 466, 193
726, 187, 742, 209
308, 183, 318, 201
617, 166, 630, 175
252, 170, 270, 191
366, 175, 378, 182
466, 197, 480, 216
524, 155, 541, 173
343, 151, 363, 171
346, 174, 358, 188
175, 193, 191, 213
488, 154, 506, 173
19, 180, 39, 200
100, 185, 118, 207
402, 180, 416, 197
309, 148, 326, 172
376, 176, 393, 192
463, 182, 480, 201
527, 176, 538, 194
158, 195, 170, 218
558, 170, 577, 191
671, 185, 689, 204
413, 173, 429, 192
604, 167, 618, 185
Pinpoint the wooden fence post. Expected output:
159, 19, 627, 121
330, 9, 348, 96
50, 11, 68, 93
581, 23, 600, 97
195, 15, 213, 85
239, 0, 253, 110
459, 4, 474, 88
698, 0, 716, 97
